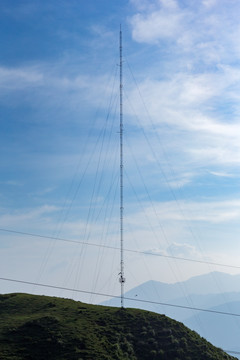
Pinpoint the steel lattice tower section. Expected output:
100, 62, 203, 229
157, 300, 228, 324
119, 26, 125, 308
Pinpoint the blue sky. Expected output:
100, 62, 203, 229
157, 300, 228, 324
1, 0, 240, 303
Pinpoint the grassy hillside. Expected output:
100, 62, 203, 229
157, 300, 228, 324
0, 293, 237, 360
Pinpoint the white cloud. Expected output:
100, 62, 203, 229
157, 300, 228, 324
129, 0, 154, 12
166, 242, 202, 259
125, 62, 240, 169
0, 62, 120, 128
167, 173, 193, 189
130, 2, 186, 44
129, 0, 240, 63
90, 24, 114, 39
202, 0, 217, 8
0, 66, 43, 90
208, 171, 234, 178
127, 199, 240, 227
0, 64, 95, 93
0, 205, 58, 229
142, 242, 202, 260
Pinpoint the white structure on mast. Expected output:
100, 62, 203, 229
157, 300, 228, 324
119, 26, 125, 308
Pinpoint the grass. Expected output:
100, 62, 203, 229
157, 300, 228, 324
0, 293, 237, 360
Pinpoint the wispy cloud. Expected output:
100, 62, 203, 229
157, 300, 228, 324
0, 61, 119, 121
0, 180, 23, 186
207, 171, 234, 178
127, 198, 240, 226
142, 242, 202, 260
126, 0, 240, 176
0, 205, 59, 230
130, 1, 186, 44
0, 66, 43, 90
166, 242, 202, 259
202, 0, 217, 8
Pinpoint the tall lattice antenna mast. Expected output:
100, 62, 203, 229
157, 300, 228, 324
119, 25, 125, 308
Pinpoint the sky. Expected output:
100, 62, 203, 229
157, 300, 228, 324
1, 0, 240, 304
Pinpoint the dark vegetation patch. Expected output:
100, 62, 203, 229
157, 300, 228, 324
0, 293, 237, 360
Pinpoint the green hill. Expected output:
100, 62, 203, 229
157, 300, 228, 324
0, 293, 237, 360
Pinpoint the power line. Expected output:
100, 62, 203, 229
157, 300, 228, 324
225, 350, 240, 355
1, 227, 240, 270
1, 276, 240, 319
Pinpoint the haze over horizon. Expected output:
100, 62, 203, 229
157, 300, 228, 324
1, 0, 240, 304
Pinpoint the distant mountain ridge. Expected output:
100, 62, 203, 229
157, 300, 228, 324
102, 271, 240, 310
101, 271, 240, 358
0, 293, 236, 360
185, 300, 240, 356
